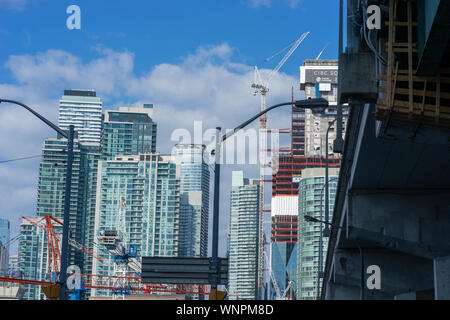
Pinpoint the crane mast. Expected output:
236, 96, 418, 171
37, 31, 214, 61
97, 196, 141, 300
251, 31, 310, 298
7, 214, 206, 299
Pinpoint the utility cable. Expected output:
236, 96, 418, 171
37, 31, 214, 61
0, 155, 41, 164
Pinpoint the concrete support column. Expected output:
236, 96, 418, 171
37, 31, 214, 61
434, 256, 450, 300
326, 247, 435, 300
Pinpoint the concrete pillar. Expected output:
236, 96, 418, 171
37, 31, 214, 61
434, 256, 450, 300
348, 191, 450, 259
328, 247, 434, 300
325, 281, 361, 300
395, 289, 434, 300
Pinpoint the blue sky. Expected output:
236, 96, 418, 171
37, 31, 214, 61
0, 0, 339, 83
0, 0, 341, 257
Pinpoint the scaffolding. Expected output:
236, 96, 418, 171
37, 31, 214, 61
376, 0, 450, 130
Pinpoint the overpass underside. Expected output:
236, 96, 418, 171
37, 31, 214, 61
323, 0, 450, 300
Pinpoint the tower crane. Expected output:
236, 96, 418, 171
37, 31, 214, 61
251, 31, 310, 298
1, 214, 207, 299
280, 280, 294, 300
252, 31, 310, 100
21, 215, 105, 269
263, 250, 283, 300
316, 43, 329, 60
97, 196, 141, 299
263, 252, 295, 300
20, 215, 103, 299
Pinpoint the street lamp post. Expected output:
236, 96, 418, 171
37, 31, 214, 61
210, 127, 222, 292
0, 99, 74, 300
316, 177, 338, 299
209, 98, 329, 294
323, 118, 338, 237
59, 125, 74, 300
318, 105, 347, 297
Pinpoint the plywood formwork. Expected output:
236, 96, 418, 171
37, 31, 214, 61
376, 0, 450, 130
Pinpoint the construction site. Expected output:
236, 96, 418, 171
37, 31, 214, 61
0, 0, 449, 302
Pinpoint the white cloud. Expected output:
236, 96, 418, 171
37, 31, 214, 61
5, 48, 136, 97
247, 0, 271, 8
0, 44, 299, 256
246, 0, 303, 9
287, 0, 302, 9
0, 0, 28, 11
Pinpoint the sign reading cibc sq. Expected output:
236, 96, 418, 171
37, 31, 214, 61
304, 69, 339, 84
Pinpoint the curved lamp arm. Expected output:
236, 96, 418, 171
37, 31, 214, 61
222, 98, 328, 143
0, 99, 68, 138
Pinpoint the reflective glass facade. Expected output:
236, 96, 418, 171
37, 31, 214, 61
175, 144, 210, 258
102, 107, 157, 160
270, 242, 297, 300
19, 104, 158, 299
58, 90, 103, 144
0, 219, 10, 274
228, 171, 259, 300
297, 168, 338, 300
91, 154, 179, 297
18, 217, 63, 300
18, 137, 101, 300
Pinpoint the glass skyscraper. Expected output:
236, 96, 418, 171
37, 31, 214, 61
18, 218, 41, 300
270, 238, 297, 300
58, 90, 103, 145
8, 255, 18, 275
174, 144, 210, 258
91, 154, 179, 297
18, 217, 63, 300
102, 105, 157, 160
19, 101, 158, 299
0, 245, 7, 277
35, 137, 84, 265
0, 219, 9, 272
228, 171, 259, 300
297, 167, 339, 300
78, 144, 102, 277
0, 219, 9, 248
18, 135, 101, 300
0, 219, 10, 277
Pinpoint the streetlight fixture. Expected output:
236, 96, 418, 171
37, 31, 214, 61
0, 98, 74, 300
304, 215, 339, 226
322, 107, 348, 237
209, 98, 329, 294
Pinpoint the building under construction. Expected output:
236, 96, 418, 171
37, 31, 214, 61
270, 59, 345, 300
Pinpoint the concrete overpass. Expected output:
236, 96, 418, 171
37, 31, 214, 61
322, 0, 450, 300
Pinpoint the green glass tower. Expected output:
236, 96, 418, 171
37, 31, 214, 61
102, 105, 157, 160
91, 154, 180, 297
297, 168, 339, 300
19, 103, 158, 299
18, 101, 160, 299
18, 135, 101, 300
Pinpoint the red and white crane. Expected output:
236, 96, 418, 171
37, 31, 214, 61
1, 215, 207, 299
251, 31, 310, 297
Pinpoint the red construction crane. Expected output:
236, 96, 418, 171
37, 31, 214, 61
0, 215, 208, 298
21, 215, 105, 264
